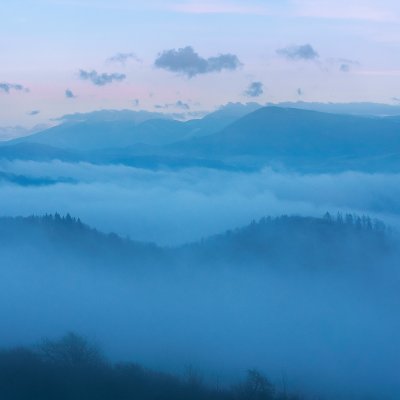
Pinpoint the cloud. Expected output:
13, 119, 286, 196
154, 100, 190, 110
0, 82, 29, 94
1, 161, 400, 246
65, 89, 76, 99
338, 59, 360, 72
293, 0, 398, 22
244, 81, 263, 97
175, 100, 190, 110
326, 58, 360, 73
169, 110, 208, 120
340, 64, 350, 72
79, 70, 126, 86
154, 46, 242, 78
277, 44, 319, 61
107, 52, 141, 64
27, 110, 40, 116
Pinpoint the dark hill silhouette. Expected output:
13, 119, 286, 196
0, 333, 299, 400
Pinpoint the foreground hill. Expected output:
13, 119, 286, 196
0, 333, 298, 400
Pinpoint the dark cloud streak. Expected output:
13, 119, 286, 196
277, 44, 319, 61
244, 81, 263, 97
79, 70, 126, 86
154, 46, 242, 78
107, 52, 141, 64
0, 82, 29, 94
65, 89, 76, 99
154, 100, 190, 110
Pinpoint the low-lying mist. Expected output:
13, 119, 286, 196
1, 160, 399, 398
0, 214, 399, 399
0, 160, 400, 245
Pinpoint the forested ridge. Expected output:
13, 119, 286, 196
0, 212, 394, 272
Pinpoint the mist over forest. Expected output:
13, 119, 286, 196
1, 202, 400, 399
0, 160, 400, 245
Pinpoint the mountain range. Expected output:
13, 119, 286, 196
1, 102, 400, 172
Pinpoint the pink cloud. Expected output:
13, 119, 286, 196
293, 0, 399, 22
169, 1, 270, 15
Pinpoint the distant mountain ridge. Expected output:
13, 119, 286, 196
172, 107, 400, 156
271, 101, 400, 116
165, 107, 400, 171
1, 104, 400, 172
55, 109, 171, 124
5, 103, 261, 151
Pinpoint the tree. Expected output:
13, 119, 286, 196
38, 332, 105, 368
235, 369, 275, 400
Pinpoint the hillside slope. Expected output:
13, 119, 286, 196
0, 213, 396, 272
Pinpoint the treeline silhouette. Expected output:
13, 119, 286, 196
0, 213, 164, 270
0, 333, 302, 400
181, 213, 393, 270
0, 212, 395, 272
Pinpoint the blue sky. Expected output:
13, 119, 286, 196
2, 0, 400, 126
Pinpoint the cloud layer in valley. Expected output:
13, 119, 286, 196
0, 161, 399, 245
1, 159, 400, 399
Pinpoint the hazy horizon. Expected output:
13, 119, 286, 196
3, 0, 400, 127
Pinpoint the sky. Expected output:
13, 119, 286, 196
2, 0, 400, 126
